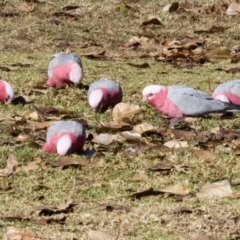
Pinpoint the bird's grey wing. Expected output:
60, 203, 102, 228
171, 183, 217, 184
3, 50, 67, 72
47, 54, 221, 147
47, 120, 84, 141
47, 54, 60, 77
227, 80, 240, 96
213, 80, 240, 95
169, 88, 227, 116
71, 53, 82, 66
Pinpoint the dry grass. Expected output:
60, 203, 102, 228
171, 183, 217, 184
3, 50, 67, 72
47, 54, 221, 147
1, 0, 240, 239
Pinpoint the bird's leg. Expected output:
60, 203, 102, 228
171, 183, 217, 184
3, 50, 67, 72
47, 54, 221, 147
169, 117, 184, 129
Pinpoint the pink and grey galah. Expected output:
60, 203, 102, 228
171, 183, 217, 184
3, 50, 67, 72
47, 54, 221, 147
88, 79, 123, 111
212, 79, 240, 105
0, 79, 15, 102
142, 84, 240, 128
43, 120, 85, 155
47, 52, 84, 88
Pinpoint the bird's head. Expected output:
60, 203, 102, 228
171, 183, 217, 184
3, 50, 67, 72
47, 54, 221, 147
88, 89, 104, 109
57, 135, 73, 155
142, 85, 164, 101
213, 94, 230, 103
4, 81, 15, 100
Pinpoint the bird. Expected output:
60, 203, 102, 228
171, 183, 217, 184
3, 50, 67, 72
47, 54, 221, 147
212, 79, 240, 105
47, 53, 84, 88
142, 84, 240, 128
88, 79, 123, 111
43, 120, 85, 155
0, 79, 15, 102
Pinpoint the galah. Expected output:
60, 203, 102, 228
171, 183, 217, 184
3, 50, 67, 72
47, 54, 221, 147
88, 79, 123, 111
142, 84, 240, 127
0, 79, 15, 102
43, 120, 85, 155
47, 53, 84, 88
212, 79, 240, 105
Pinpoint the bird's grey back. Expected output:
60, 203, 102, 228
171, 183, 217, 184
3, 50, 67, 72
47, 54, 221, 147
48, 53, 82, 77
168, 85, 231, 115
46, 120, 85, 141
213, 79, 240, 95
87, 79, 122, 99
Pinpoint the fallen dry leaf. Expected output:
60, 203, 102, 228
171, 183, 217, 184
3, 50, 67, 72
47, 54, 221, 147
164, 140, 189, 149
190, 233, 216, 240
141, 15, 163, 27
16, 159, 42, 173
3, 227, 41, 240
28, 111, 39, 121
99, 204, 131, 213
32, 202, 77, 216
39, 216, 66, 225
96, 121, 131, 133
48, 157, 96, 168
88, 230, 115, 240
149, 164, 173, 174
112, 102, 141, 123
162, 2, 179, 13
92, 133, 119, 145
17, 3, 35, 13
52, 5, 87, 18
196, 180, 232, 199
0, 211, 29, 221
15, 134, 35, 143
215, 67, 240, 73
120, 131, 143, 142
226, 2, 240, 15
167, 129, 197, 140
27, 120, 55, 130
131, 173, 148, 181
0, 154, 18, 177
194, 25, 229, 34
160, 185, 191, 195
127, 62, 150, 68
193, 150, 218, 160
133, 122, 154, 134
206, 47, 231, 63
129, 187, 162, 199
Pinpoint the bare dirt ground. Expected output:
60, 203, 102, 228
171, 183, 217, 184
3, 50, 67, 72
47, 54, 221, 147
1, 0, 240, 239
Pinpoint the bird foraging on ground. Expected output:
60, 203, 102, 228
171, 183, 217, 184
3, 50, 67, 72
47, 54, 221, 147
0, 79, 15, 102
88, 79, 123, 111
43, 120, 85, 155
142, 84, 240, 128
47, 53, 84, 88
212, 79, 240, 105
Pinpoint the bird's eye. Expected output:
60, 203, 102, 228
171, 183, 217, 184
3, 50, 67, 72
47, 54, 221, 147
148, 93, 153, 97
7, 95, 11, 99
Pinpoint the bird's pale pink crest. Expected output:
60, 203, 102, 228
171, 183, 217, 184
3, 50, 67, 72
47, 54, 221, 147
213, 94, 230, 103
89, 89, 104, 109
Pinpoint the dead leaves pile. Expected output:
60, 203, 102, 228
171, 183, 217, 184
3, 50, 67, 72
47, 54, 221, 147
119, 1, 240, 67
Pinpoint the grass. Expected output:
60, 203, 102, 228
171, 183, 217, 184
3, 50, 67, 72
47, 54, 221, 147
1, 0, 240, 239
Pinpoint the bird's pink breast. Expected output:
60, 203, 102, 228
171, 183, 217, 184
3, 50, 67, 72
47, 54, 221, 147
148, 88, 185, 118
0, 81, 7, 102
47, 63, 75, 88
100, 88, 122, 108
213, 92, 240, 105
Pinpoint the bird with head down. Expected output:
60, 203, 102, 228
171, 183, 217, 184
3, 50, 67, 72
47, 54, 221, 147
43, 120, 86, 156
0, 78, 15, 102
47, 52, 84, 88
88, 79, 123, 112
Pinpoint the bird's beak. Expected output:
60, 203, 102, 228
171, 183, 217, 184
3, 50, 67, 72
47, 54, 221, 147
142, 96, 147, 102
